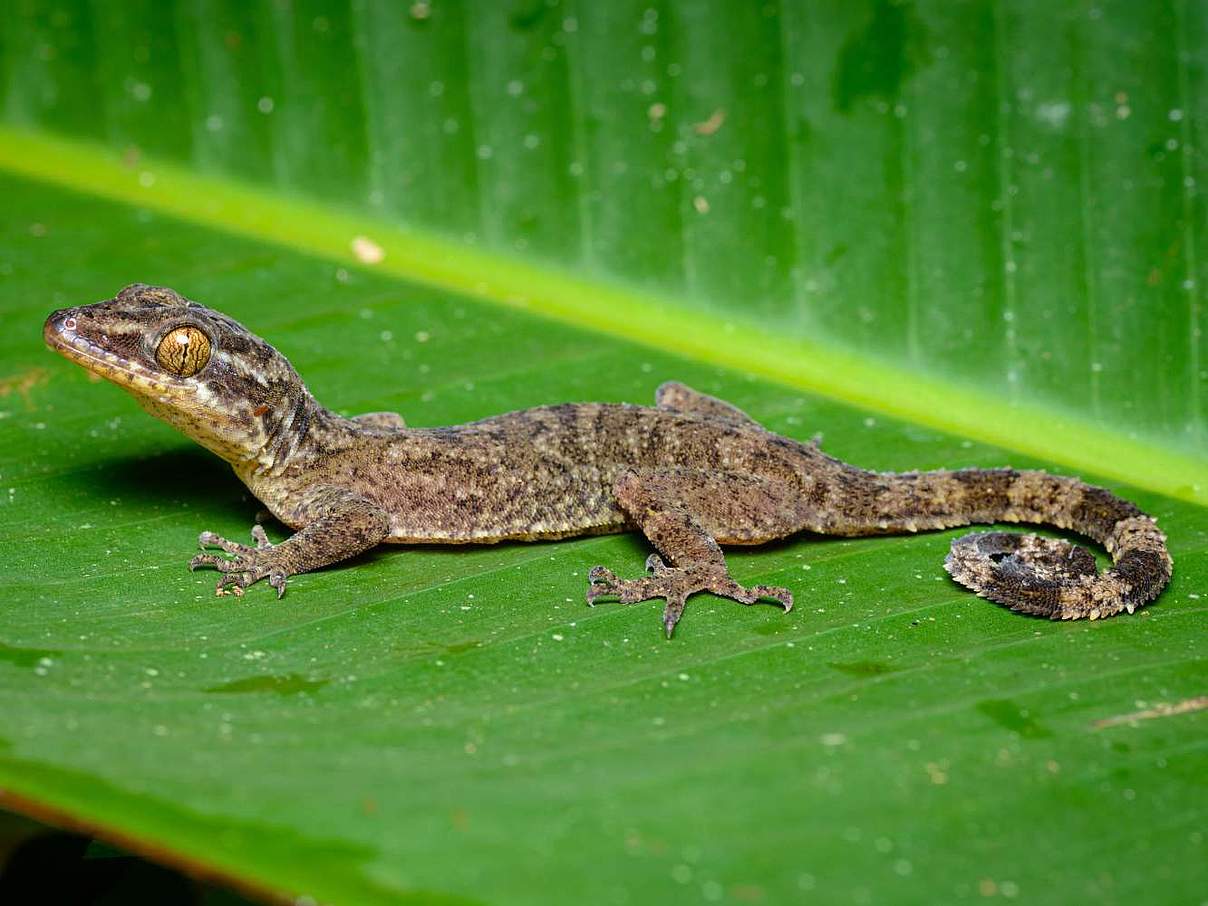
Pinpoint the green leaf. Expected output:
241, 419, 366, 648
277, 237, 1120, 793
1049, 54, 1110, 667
1, 3, 1205, 904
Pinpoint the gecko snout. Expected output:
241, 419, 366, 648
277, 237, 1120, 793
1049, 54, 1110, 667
43, 305, 124, 362
43, 307, 79, 350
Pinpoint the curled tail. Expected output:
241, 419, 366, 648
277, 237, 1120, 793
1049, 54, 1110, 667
824, 466, 1173, 620
938, 470, 1171, 620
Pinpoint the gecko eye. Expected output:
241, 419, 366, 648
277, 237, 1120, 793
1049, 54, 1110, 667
155, 326, 211, 377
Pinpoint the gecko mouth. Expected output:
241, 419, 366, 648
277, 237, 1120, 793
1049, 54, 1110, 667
43, 309, 171, 392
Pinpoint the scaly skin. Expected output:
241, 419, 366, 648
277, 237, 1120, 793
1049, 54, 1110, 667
43, 285, 1173, 636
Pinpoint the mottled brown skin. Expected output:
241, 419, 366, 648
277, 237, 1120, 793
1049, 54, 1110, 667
44, 285, 1173, 636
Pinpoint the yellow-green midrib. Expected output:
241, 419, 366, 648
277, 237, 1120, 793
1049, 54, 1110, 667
0, 125, 1202, 507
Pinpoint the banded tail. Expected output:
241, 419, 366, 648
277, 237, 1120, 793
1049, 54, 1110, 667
829, 467, 1172, 620
942, 470, 1171, 619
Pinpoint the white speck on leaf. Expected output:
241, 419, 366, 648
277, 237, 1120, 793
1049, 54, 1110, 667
351, 236, 384, 264
1035, 100, 1070, 127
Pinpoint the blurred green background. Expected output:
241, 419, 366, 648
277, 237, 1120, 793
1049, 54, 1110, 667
0, 2, 1205, 904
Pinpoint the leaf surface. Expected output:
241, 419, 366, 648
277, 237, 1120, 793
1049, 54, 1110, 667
1, 3, 1206, 904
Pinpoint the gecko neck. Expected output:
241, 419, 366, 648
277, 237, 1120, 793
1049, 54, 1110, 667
240, 390, 345, 478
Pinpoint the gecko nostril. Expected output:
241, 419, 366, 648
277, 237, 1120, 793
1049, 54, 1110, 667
63, 317, 77, 331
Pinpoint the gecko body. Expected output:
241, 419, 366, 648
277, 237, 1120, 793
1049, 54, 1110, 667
44, 285, 1173, 635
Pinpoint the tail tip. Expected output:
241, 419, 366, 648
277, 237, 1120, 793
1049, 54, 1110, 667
945, 531, 1098, 618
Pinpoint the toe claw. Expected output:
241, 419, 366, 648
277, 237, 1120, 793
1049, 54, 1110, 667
662, 594, 687, 639
757, 585, 794, 612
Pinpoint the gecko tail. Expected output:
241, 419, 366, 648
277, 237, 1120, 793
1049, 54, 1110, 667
942, 474, 1172, 620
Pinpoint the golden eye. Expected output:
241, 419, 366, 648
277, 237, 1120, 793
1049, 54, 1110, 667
155, 326, 211, 377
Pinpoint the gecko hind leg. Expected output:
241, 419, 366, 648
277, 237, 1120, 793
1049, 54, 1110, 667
587, 469, 797, 637
654, 382, 826, 449
654, 382, 763, 429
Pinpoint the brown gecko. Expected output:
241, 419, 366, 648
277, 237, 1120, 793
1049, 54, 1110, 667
43, 285, 1173, 636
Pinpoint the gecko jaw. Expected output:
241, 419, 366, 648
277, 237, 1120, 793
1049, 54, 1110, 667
44, 310, 178, 397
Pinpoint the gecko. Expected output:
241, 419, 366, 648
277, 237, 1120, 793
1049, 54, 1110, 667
43, 285, 1172, 636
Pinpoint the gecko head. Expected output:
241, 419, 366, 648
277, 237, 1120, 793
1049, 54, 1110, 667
44, 284, 311, 464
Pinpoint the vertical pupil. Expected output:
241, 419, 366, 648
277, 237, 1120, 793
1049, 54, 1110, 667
159, 328, 207, 375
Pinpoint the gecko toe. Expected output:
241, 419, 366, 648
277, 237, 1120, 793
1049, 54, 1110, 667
645, 554, 671, 576
754, 585, 794, 612
214, 568, 272, 597
589, 565, 617, 583
202, 525, 279, 556
215, 573, 242, 596
586, 566, 620, 606
198, 531, 260, 556
662, 592, 688, 638
190, 552, 226, 571
191, 534, 285, 598
251, 524, 274, 550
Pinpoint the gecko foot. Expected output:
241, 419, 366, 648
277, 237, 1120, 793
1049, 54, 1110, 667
190, 525, 288, 598
586, 555, 793, 638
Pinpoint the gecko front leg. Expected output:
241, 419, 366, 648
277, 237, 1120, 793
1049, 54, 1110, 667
190, 487, 390, 597
587, 469, 795, 637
